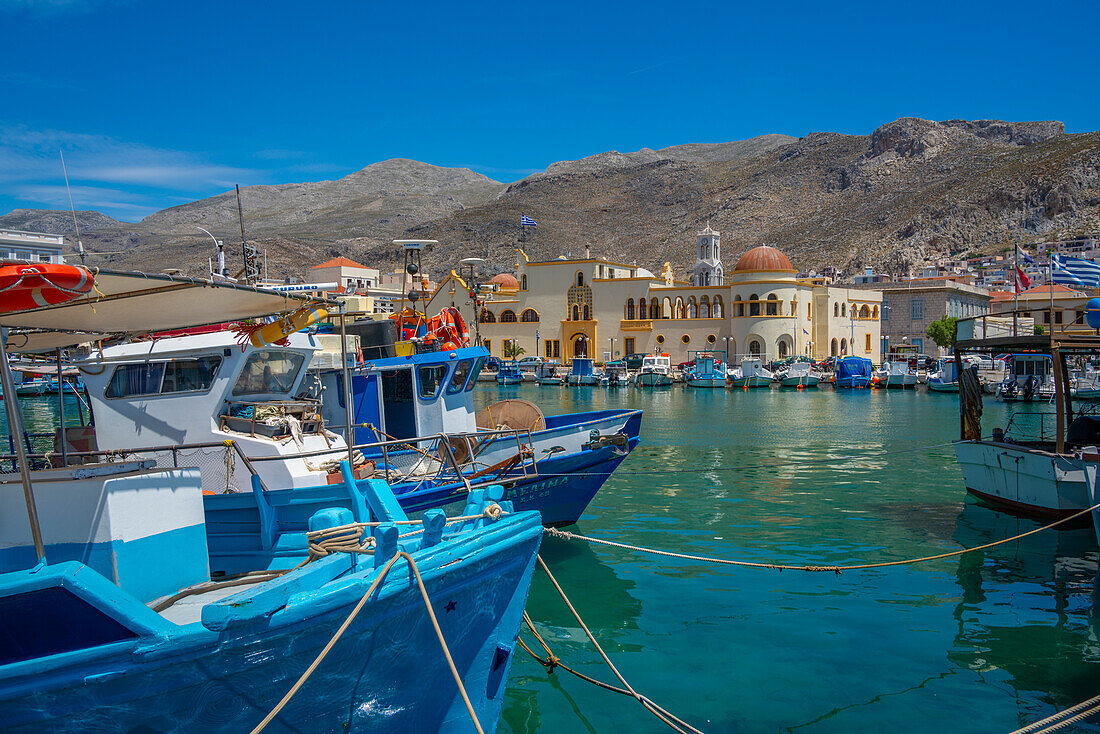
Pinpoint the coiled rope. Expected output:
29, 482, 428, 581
546, 499, 1100, 574
250, 550, 484, 734
1008, 693, 1100, 734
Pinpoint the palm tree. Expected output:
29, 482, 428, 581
503, 341, 526, 360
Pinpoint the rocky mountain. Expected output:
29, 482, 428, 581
6, 121, 1098, 281
0, 209, 121, 234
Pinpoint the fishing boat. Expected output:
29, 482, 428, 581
883, 360, 918, 389
728, 357, 774, 388
0, 267, 543, 733
927, 358, 960, 392
776, 360, 820, 388
1071, 369, 1100, 400
603, 361, 629, 387
634, 353, 673, 387
953, 327, 1100, 519
14, 377, 48, 396
567, 357, 601, 386
685, 350, 726, 388
534, 361, 563, 385
834, 356, 874, 389
495, 360, 524, 385
997, 354, 1056, 401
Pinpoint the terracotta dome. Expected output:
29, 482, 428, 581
732, 245, 794, 272
489, 273, 520, 289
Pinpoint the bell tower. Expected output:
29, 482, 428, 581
692, 222, 723, 286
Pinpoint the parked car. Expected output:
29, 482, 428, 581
625, 352, 650, 370
516, 356, 545, 368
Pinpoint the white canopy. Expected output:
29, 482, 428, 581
0, 269, 332, 353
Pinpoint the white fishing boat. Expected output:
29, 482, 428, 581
997, 353, 1056, 401
729, 357, 774, 388
535, 361, 564, 385
883, 360, 918, 389
1072, 370, 1100, 400
927, 358, 960, 392
777, 361, 820, 388
634, 353, 673, 387
953, 328, 1100, 519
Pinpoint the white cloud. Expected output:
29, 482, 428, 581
0, 0, 133, 17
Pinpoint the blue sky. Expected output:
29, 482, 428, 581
2, 0, 1098, 221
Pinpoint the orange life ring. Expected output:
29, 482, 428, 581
0, 263, 94, 313
426, 307, 470, 349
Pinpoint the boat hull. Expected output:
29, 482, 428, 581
954, 440, 1093, 518
495, 375, 523, 385
0, 515, 543, 734
634, 373, 672, 387
779, 375, 820, 388
686, 376, 725, 388
566, 376, 600, 386
835, 377, 873, 389
885, 374, 918, 389
730, 377, 771, 388
927, 380, 958, 393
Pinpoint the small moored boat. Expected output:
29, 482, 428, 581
635, 353, 673, 387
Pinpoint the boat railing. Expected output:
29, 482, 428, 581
0, 424, 541, 497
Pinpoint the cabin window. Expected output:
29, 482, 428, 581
465, 358, 486, 391
106, 363, 164, 398
232, 350, 306, 395
447, 359, 474, 394
418, 365, 448, 400
161, 356, 222, 394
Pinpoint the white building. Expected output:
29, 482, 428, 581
692, 224, 723, 286
0, 229, 65, 264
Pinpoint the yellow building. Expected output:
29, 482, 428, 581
426, 229, 881, 364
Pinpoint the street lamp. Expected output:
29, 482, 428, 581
722, 336, 730, 365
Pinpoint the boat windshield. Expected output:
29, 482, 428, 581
446, 359, 474, 394
232, 349, 306, 395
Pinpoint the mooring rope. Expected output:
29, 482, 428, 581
533, 556, 705, 734
1008, 693, 1100, 734
546, 499, 1100, 574
250, 551, 484, 734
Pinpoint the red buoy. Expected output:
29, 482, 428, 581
0, 264, 94, 313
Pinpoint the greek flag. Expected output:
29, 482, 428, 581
1051, 254, 1100, 288
1016, 245, 1035, 265
520, 215, 537, 227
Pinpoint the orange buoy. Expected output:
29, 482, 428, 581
0, 263, 94, 312
796, 383, 804, 391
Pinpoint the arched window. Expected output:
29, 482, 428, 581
638, 298, 647, 319
480, 309, 496, 323
649, 301, 660, 319
840, 338, 848, 354
831, 338, 838, 356
688, 296, 698, 319
749, 339, 762, 356
841, 303, 846, 317
675, 297, 685, 319
766, 294, 779, 316
583, 304, 591, 320
626, 298, 635, 320
778, 338, 790, 358
834, 302, 839, 317
859, 305, 870, 318
712, 296, 724, 318
500, 309, 517, 323
521, 309, 539, 322
700, 295, 710, 319
576, 271, 584, 287
520, 274, 528, 290
872, 305, 879, 319
572, 305, 579, 321
749, 294, 761, 317
663, 297, 672, 319
734, 295, 744, 317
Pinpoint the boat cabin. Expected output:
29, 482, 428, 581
640, 354, 671, 373
318, 346, 487, 446
78, 330, 346, 490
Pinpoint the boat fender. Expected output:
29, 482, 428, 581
234, 303, 328, 349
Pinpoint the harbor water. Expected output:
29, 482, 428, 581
4, 388, 1097, 732
475, 385, 1100, 734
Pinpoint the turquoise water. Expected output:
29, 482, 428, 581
476, 384, 1100, 734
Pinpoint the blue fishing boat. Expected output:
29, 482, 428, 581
495, 360, 524, 385
567, 357, 600, 386
685, 350, 726, 388
834, 356, 874, 388
0, 269, 543, 733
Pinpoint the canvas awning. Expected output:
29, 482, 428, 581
0, 270, 334, 353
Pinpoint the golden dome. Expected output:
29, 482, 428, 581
732, 245, 794, 272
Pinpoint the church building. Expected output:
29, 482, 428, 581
425, 225, 881, 364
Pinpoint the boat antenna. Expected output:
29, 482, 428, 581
234, 184, 259, 284
60, 150, 85, 265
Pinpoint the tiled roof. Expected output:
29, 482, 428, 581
311, 257, 369, 270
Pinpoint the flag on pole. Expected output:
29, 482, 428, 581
520, 215, 537, 227
1051, 254, 1100, 289
1016, 245, 1035, 265
1014, 266, 1031, 293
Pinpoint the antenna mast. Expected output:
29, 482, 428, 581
236, 184, 259, 284
60, 150, 85, 265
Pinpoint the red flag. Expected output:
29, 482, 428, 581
1015, 266, 1031, 293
